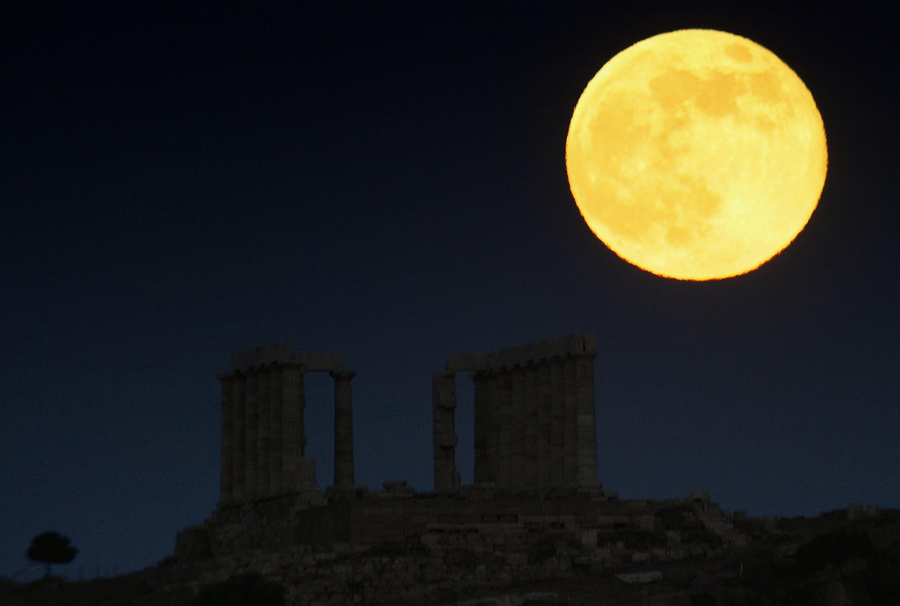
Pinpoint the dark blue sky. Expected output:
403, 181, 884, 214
2, 2, 898, 581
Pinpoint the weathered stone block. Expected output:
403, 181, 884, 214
437, 434, 459, 448
847, 503, 864, 520
580, 529, 597, 548
294, 353, 344, 372
690, 489, 710, 503
666, 544, 689, 561
231, 343, 292, 371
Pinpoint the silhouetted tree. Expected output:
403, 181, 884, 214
26, 532, 78, 578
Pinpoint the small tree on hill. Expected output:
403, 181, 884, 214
27, 532, 78, 578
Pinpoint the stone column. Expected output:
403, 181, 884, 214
219, 373, 234, 506
537, 361, 552, 489
258, 367, 271, 498
332, 370, 356, 489
523, 364, 539, 489
485, 372, 501, 485
497, 372, 514, 488
268, 366, 283, 496
245, 371, 259, 501
473, 372, 490, 484
433, 371, 459, 491
563, 356, 578, 486
297, 456, 317, 488
574, 352, 598, 485
281, 361, 305, 492
549, 358, 566, 488
511, 365, 527, 489
232, 374, 246, 504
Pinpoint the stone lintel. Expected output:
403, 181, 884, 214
446, 352, 492, 372
222, 352, 344, 376
449, 333, 596, 375
231, 343, 292, 371
488, 333, 595, 369
294, 354, 344, 372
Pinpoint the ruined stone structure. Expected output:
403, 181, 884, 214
172, 334, 776, 605
434, 333, 599, 492
218, 344, 356, 506
165, 334, 896, 606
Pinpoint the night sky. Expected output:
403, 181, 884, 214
2, 2, 898, 581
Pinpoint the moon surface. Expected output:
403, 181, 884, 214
566, 29, 827, 280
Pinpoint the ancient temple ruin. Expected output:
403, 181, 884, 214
217, 334, 600, 508
174, 334, 759, 606
433, 333, 599, 492
217, 344, 356, 506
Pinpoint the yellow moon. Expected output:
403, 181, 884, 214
566, 29, 827, 280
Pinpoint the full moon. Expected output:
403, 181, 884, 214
566, 29, 827, 280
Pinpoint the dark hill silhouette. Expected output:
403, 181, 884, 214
1, 507, 898, 606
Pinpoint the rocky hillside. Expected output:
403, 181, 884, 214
2, 506, 898, 606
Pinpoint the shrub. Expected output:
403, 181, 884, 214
26, 532, 78, 578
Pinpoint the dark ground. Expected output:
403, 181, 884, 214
3, 510, 899, 606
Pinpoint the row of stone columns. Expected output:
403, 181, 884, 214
219, 361, 356, 506
469, 352, 597, 490
434, 335, 598, 492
